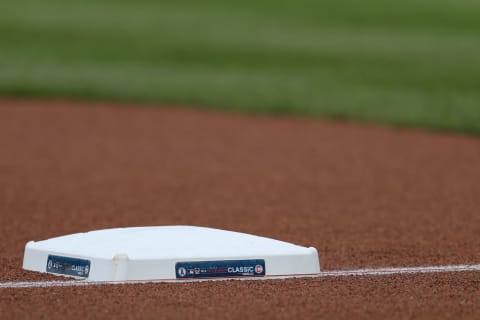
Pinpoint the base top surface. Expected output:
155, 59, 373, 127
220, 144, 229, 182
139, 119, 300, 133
26, 226, 315, 260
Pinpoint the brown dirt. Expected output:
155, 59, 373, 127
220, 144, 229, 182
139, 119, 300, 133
1, 98, 480, 319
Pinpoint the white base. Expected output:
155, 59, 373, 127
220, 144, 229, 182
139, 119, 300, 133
23, 226, 320, 281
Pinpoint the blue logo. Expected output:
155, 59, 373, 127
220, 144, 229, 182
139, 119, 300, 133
175, 259, 266, 279
46, 255, 91, 278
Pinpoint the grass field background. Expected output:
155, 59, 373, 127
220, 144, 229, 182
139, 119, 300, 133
1, 0, 480, 133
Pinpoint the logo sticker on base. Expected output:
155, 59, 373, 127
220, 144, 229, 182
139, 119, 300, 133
175, 259, 265, 279
46, 255, 91, 278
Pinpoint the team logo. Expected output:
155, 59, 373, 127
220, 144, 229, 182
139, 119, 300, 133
178, 267, 187, 277
47, 259, 53, 269
255, 264, 263, 274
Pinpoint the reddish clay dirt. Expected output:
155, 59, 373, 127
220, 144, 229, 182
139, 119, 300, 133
1, 99, 480, 319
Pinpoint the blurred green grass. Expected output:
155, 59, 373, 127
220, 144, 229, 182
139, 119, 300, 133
1, 0, 480, 132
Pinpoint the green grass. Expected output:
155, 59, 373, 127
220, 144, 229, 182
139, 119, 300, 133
1, 0, 480, 133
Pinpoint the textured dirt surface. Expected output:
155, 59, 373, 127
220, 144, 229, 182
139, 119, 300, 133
2, 273, 480, 320
1, 99, 480, 319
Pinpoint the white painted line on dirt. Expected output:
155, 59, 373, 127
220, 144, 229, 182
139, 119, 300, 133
317, 264, 480, 277
1, 264, 480, 289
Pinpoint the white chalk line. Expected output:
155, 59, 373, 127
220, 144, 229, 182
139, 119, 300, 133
2, 264, 480, 289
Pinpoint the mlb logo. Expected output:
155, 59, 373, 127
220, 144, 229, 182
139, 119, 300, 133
178, 267, 187, 277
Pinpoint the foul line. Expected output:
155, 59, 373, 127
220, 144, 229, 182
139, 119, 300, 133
2, 264, 480, 289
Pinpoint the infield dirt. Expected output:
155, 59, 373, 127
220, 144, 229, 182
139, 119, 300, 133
1, 99, 479, 319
